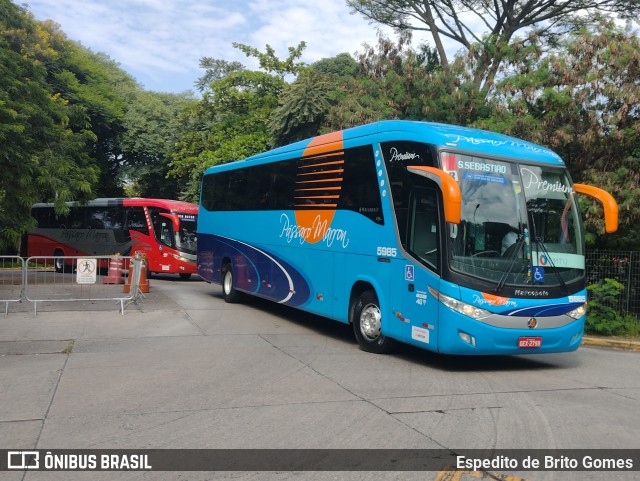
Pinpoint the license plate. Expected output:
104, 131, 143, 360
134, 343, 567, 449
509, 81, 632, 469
518, 336, 542, 348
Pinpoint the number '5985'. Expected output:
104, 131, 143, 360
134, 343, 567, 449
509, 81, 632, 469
377, 247, 397, 257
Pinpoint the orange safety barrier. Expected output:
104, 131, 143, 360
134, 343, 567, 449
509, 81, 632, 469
102, 256, 125, 284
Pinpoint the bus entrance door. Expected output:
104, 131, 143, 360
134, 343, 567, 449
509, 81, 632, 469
398, 187, 441, 350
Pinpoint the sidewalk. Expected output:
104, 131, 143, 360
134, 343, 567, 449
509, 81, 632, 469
582, 335, 640, 351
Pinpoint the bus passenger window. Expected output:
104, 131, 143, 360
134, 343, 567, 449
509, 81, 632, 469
125, 207, 149, 235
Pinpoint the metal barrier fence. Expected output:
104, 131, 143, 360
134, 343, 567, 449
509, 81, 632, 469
0, 256, 25, 316
585, 250, 640, 318
0, 254, 144, 316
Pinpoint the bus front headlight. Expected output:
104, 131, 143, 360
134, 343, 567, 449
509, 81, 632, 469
566, 303, 587, 319
437, 292, 491, 320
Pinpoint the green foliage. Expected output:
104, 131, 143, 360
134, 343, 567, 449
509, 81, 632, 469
310, 53, 358, 77
580, 160, 640, 249
347, 0, 640, 101
321, 32, 490, 131
322, 32, 422, 129
120, 91, 194, 198
269, 70, 331, 146
1, 1, 187, 252
195, 58, 244, 92
0, 1, 98, 251
170, 43, 303, 201
232, 41, 307, 78
586, 279, 640, 336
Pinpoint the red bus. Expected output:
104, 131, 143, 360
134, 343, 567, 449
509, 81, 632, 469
28, 198, 198, 279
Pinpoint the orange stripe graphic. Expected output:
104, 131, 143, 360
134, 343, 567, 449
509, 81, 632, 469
294, 131, 344, 243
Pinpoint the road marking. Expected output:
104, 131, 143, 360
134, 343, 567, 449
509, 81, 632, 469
434, 467, 532, 481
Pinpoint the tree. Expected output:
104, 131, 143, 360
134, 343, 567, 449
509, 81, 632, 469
38, 20, 136, 197
268, 52, 362, 146
310, 52, 359, 77
321, 32, 487, 130
169, 43, 306, 201
0, 0, 98, 251
269, 70, 332, 146
120, 91, 195, 198
347, 0, 640, 99
233, 41, 307, 79
194, 58, 244, 92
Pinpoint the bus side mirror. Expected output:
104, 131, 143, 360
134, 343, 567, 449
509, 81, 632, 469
407, 166, 462, 224
160, 213, 180, 232
573, 183, 619, 233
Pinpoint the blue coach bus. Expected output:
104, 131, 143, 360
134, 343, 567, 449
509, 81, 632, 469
197, 121, 618, 355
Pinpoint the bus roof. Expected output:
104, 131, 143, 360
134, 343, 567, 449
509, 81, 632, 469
32, 198, 198, 214
204, 120, 564, 175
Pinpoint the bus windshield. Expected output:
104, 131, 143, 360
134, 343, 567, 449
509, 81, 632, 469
445, 153, 583, 288
149, 208, 197, 255
176, 214, 197, 255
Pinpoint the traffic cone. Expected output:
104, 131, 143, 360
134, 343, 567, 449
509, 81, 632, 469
103, 256, 125, 284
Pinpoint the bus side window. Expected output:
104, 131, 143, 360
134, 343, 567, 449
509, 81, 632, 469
340, 145, 384, 224
68, 207, 89, 229
89, 209, 105, 229
125, 207, 149, 235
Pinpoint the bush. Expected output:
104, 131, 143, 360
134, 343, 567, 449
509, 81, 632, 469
586, 278, 640, 336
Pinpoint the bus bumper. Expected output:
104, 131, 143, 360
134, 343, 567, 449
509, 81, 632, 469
436, 313, 584, 355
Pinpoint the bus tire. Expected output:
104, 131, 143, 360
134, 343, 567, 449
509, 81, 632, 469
352, 290, 395, 354
221, 263, 242, 303
179, 273, 192, 280
54, 250, 66, 273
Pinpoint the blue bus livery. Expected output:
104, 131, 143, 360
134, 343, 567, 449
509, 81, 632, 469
197, 121, 618, 355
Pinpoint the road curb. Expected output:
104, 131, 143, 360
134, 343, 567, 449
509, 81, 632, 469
582, 336, 640, 352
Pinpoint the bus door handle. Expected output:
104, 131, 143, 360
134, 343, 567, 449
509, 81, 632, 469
408, 283, 414, 292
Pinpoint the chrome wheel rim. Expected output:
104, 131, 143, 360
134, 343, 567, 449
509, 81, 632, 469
360, 303, 381, 341
223, 270, 233, 295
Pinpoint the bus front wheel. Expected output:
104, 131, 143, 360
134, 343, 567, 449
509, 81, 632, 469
352, 290, 395, 354
221, 263, 242, 303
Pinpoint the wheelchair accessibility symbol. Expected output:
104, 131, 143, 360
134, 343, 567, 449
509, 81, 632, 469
533, 266, 545, 283
405, 265, 414, 282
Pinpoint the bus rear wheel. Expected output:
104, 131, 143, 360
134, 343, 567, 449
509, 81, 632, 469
352, 290, 395, 354
221, 263, 242, 303
54, 250, 66, 273
179, 273, 192, 280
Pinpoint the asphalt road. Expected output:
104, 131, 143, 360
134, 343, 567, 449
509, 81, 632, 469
0, 275, 638, 481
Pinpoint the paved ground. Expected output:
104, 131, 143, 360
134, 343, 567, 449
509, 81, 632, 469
1, 276, 639, 481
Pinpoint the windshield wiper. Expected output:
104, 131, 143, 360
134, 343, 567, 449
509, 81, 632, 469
495, 234, 526, 294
